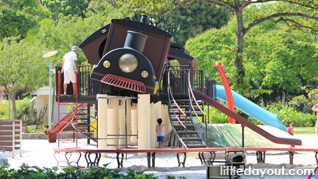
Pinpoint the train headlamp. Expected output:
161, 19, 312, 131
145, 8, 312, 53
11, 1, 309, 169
119, 53, 138, 73
141, 70, 149, 78
103, 60, 111, 68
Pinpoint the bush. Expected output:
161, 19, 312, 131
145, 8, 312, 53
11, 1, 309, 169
268, 106, 315, 127
0, 163, 158, 179
0, 98, 45, 124
205, 102, 315, 127
206, 106, 228, 124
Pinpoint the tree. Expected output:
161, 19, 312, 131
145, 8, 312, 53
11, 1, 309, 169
186, 9, 318, 104
0, 37, 47, 119
117, 0, 318, 86
0, 3, 128, 120
0, 0, 44, 40
153, 2, 231, 45
41, 0, 90, 19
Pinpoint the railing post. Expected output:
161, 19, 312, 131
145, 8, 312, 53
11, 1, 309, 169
242, 125, 245, 147
189, 63, 193, 91
200, 70, 204, 92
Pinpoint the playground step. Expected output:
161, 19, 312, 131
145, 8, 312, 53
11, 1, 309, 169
171, 103, 203, 108
171, 117, 192, 122
177, 130, 198, 135
169, 110, 205, 116
174, 124, 195, 130
168, 93, 206, 149
180, 137, 203, 141
186, 144, 207, 148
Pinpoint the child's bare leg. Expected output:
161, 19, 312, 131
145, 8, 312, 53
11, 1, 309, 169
159, 142, 163, 148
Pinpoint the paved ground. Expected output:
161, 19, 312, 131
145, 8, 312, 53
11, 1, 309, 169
1, 134, 317, 178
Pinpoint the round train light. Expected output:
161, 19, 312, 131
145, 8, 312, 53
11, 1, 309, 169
103, 60, 111, 68
119, 53, 138, 73
141, 71, 149, 78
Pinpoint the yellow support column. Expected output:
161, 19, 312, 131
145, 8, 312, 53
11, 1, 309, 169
97, 94, 108, 149
150, 102, 163, 148
150, 103, 156, 148
161, 104, 171, 136
138, 94, 150, 152
107, 98, 119, 149
119, 98, 125, 147
126, 98, 132, 146
131, 103, 138, 146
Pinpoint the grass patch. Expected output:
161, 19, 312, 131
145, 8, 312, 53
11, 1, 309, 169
294, 127, 315, 130
293, 127, 316, 135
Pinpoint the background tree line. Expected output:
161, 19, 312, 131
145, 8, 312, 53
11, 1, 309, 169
0, 0, 317, 126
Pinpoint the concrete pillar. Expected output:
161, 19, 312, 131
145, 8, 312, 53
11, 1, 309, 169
161, 104, 171, 136
126, 99, 132, 146
131, 103, 138, 145
150, 103, 156, 148
97, 94, 108, 149
119, 99, 125, 147
151, 102, 163, 148
107, 98, 119, 149
138, 94, 150, 152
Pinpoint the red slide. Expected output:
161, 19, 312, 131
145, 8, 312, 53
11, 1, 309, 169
45, 104, 86, 143
193, 90, 302, 146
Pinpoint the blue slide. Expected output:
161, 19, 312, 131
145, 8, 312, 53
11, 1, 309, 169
215, 85, 287, 131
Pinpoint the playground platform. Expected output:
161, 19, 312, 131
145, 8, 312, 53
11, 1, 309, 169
1, 134, 317, 179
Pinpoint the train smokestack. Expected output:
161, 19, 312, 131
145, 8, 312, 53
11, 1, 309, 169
140, 15, 149, 24
124, 31, 148, 53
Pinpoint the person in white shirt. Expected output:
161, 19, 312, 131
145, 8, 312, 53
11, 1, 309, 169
61, 46, 78, 95
156, 118, 165, 148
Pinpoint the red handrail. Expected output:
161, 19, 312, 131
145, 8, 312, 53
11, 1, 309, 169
58, 71, 61, 148
75, 71, 78, 148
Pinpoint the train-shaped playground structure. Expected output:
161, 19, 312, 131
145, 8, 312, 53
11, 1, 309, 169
45, 16, 301, 151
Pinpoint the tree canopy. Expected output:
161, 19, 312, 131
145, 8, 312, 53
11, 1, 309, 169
118, 0, 318, 87
0, 0, 318, 120
186, 5, 318, 104
153, 2, 231, 45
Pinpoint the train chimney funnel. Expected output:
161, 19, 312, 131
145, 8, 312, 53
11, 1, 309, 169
124, 31, 148, 53
140, 15, 149, 24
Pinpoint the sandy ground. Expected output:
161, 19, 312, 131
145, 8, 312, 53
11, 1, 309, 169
1, 134, 318, 178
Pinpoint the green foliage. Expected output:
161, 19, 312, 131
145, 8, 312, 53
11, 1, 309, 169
185, 17, 236, 85
27, 125, 48, 133
186, 3, 318, 103
206, 105, 228, 124
268, 105, 315, 127
0, 1, 130, 119
153, 2, 231, 45
0, 0, 48, 40
0, 163, 158, 178
41, 0, 90, 18
0, 36, 46, 119
0, 98, 46, 125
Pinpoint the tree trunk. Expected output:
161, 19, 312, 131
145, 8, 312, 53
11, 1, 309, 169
235, 8, 245, 84
9, 92, 17, 120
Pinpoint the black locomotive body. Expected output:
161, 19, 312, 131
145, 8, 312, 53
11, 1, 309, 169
79, 16, 197, 96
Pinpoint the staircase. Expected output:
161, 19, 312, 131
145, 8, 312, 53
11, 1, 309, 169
166, 65, 207, 148
169, 100, 206, 148
69, 104, 97, 143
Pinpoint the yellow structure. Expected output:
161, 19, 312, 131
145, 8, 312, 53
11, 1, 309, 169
97, 94, 170, 150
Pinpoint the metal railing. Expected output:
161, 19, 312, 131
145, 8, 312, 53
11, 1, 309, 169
159, 65, 206, 95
